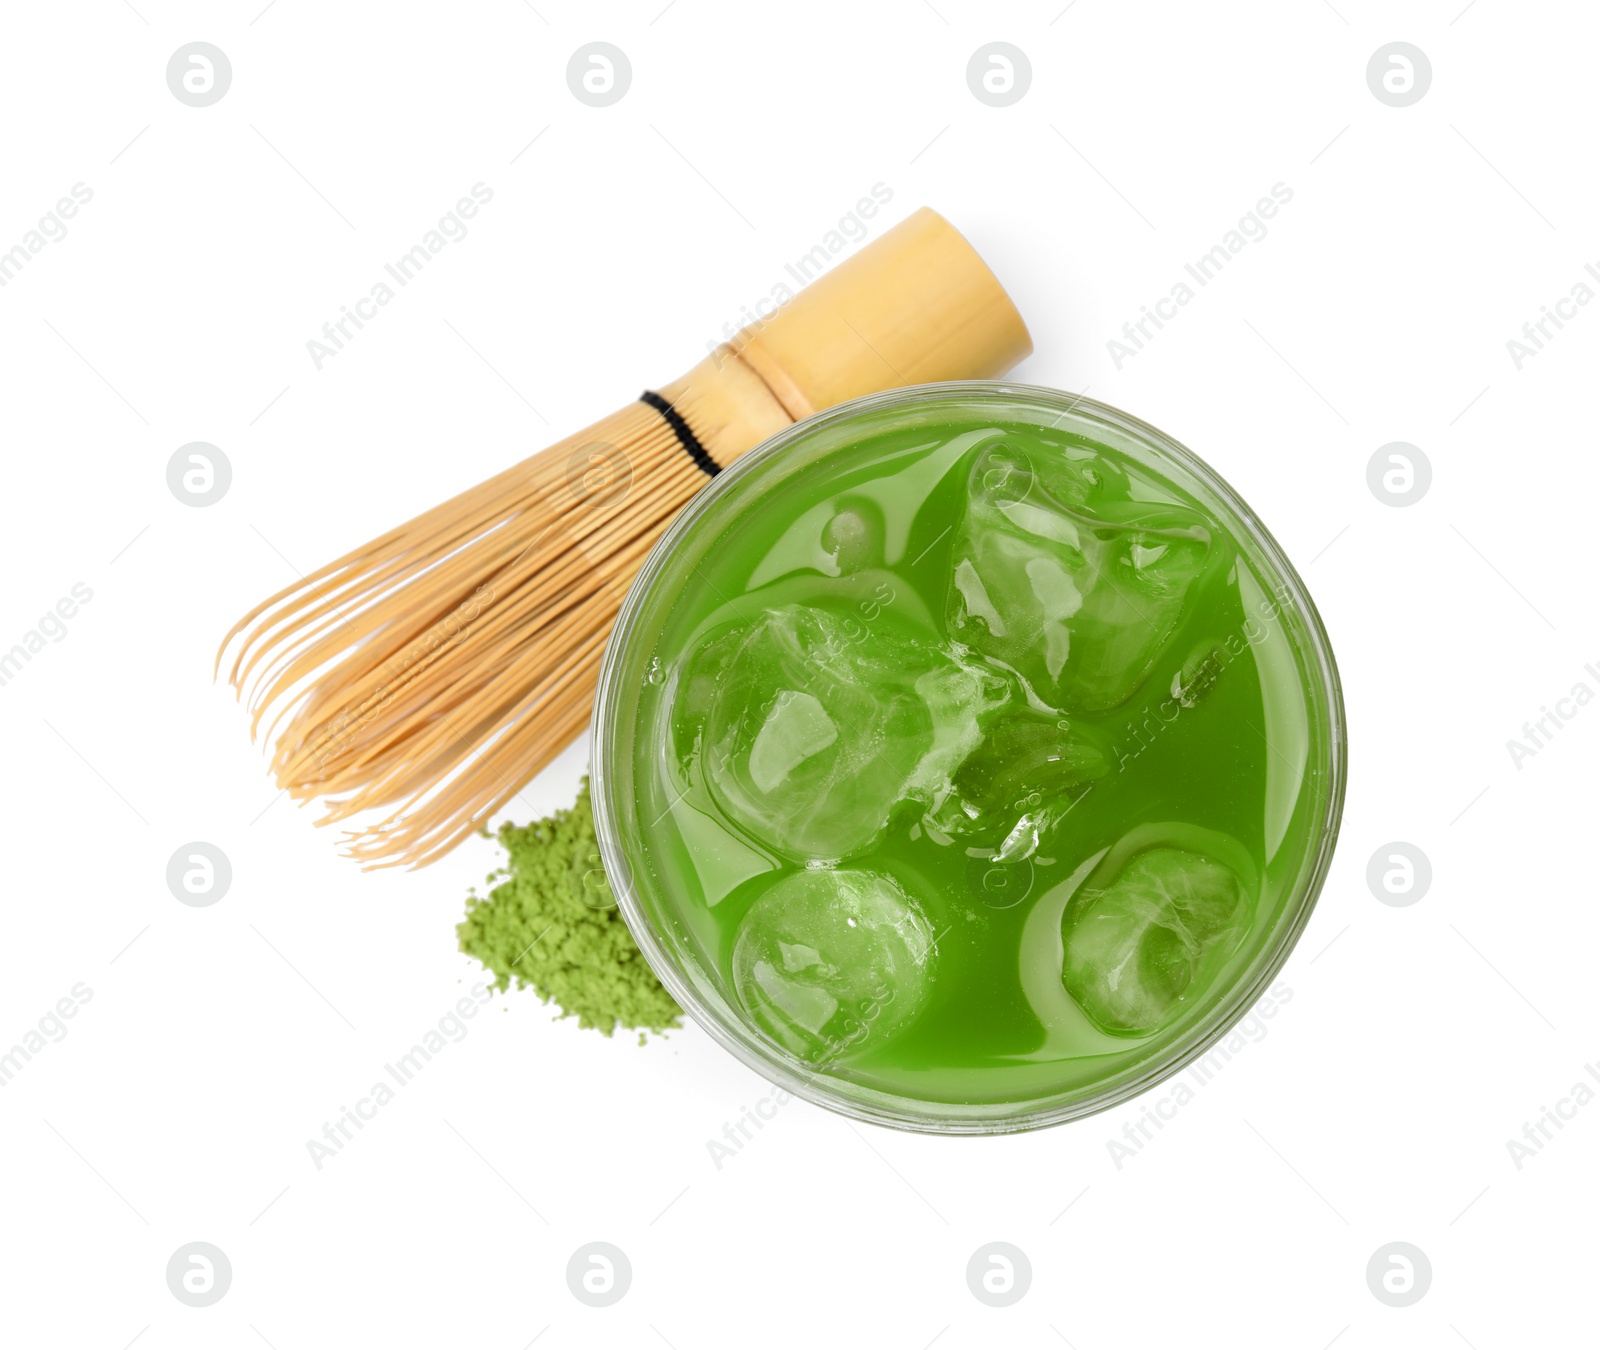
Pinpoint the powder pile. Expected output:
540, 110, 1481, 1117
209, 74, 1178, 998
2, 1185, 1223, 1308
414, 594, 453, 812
458, 782, 681, 1039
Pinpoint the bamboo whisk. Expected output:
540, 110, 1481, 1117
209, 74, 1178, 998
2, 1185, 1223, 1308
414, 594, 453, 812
218, 207, 1032, 867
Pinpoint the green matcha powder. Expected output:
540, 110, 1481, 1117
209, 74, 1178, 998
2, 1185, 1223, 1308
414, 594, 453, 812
459, 782, 680, 1041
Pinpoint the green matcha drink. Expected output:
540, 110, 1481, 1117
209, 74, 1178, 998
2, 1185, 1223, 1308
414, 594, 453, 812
593, 384, 1343, 1131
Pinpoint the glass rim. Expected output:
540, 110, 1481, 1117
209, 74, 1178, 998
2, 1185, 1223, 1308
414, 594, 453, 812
591, 380, 1347, 1135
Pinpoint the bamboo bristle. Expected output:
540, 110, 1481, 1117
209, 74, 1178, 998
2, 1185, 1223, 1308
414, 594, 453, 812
220, 396, 725, 867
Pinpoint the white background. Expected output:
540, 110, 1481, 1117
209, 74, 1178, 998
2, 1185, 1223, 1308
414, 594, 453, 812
1, 1, 1596, 1346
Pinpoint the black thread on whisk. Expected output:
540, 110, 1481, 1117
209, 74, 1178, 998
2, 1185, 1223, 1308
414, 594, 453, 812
640, 390, 721, 477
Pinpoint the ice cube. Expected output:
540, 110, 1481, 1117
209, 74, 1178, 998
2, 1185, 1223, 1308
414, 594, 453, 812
1061, 845, 1249, 1036
925, 710, 1109, 861
731, 868, 936, 1062
947, 443, 1212, 713
904, 655, 1011, 807
693, 604, 1005, 861
747, 689, 838, 793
